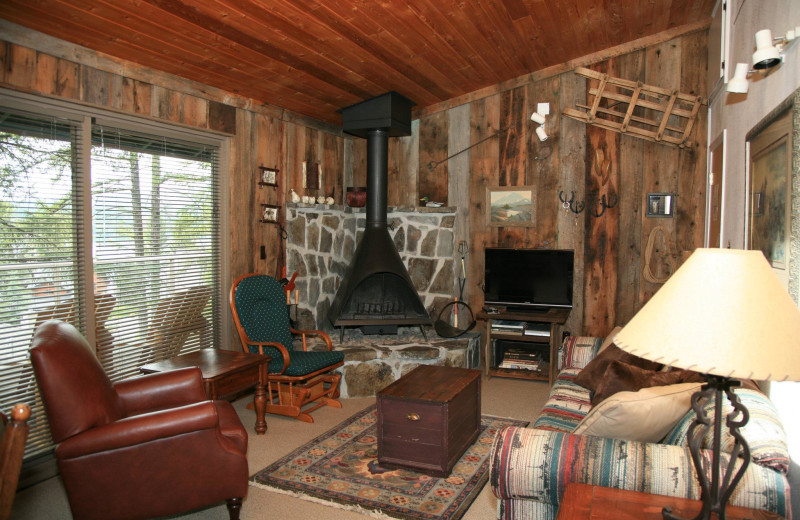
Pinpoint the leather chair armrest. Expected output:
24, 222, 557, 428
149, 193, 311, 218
56, 401, 219, 459
115, 367, 207, 415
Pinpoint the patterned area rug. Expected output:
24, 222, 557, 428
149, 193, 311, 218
250, 405, 528, 520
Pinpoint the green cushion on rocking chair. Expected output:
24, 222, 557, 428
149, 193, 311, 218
234, 274, 343, 377
248, 345, 344, 377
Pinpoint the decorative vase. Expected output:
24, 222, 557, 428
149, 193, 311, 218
346, 187, 367, 207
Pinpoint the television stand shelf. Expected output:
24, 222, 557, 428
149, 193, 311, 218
477, 308, 570, 386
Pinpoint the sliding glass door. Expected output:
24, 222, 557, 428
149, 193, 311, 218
0, 104, 223, 461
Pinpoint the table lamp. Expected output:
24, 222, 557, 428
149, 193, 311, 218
613, 248, 800, 520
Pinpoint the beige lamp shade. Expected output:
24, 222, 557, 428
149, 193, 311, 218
614, 248, 800, 381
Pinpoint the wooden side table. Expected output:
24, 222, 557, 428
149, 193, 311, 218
556, 483, 782, 519
141, 348, 270, 435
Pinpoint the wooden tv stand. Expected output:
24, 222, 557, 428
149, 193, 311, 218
477, 308, 569, 386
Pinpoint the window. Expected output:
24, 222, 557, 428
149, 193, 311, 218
90, 124, 220, 381
0, 99, 224, 462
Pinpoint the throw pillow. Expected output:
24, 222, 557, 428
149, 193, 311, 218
574, 344, 663, 392
591, 360, 705, 405
661, 386, 789, 473
573, 382, 702, 442
560, 336, 603, 370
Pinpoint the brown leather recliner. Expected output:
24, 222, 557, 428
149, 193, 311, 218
29, 320, 249, 520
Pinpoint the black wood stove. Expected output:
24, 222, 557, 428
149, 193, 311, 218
327, 92, 432, 339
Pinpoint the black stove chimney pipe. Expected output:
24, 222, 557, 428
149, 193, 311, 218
367, 128, 388, 229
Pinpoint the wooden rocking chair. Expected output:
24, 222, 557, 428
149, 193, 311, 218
229, 273, 344, 423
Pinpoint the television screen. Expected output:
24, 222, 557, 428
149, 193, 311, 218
484, 248, 574, 310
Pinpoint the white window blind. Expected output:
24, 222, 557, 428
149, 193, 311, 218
91, 125, 220, 381
0, 104, 222, 463
0, 109, 85, 460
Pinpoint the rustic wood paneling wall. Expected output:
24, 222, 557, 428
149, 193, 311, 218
3, 25, 707, 340
358, 30, 708, 337
0, 38, 347, 347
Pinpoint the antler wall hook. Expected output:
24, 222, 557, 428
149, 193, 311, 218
591, 193, 619, 217
558, 190, 585, 214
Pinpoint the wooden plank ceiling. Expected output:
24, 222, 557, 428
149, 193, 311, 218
0, 0, 715, 125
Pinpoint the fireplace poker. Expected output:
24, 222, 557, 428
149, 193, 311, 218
458, 241, 468, 300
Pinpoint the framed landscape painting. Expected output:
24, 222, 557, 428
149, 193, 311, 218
748, 109, 791, 270
487, 186, 534, 227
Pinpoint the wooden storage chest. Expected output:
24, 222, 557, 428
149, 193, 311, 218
376, 365, 481, 477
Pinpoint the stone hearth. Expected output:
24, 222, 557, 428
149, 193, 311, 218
298, 327, 480, 398
336, 328, 479, 397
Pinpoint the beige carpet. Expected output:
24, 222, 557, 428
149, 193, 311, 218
11, 376, 549, 520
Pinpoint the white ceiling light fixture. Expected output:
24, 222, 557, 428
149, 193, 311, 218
726, 26, 799, 94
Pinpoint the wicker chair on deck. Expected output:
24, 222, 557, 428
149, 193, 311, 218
229, 273, 344, 423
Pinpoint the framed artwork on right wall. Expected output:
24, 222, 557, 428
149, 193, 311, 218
747, 109, 792, 270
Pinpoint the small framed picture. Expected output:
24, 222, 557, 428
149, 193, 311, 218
260, 204, 280, 224
486, 186, 535, 227
258, 166, 279, 187
646, 193, 674, 218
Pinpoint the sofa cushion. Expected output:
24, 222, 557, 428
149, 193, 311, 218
574, 344, 663, 392
662, 387, 790, 473
591, 360, 705, 405
573, 382, 701, 442
532, 369, 592, 433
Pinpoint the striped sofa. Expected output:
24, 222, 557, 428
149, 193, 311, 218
489, 335, 792, 520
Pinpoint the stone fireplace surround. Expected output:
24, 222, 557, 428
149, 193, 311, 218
285, 202, 478, 397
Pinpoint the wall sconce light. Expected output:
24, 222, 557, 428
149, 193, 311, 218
530, 112, 546, 125
727, 63, 752, 94
531, 109, 548, 141
726, 26, 798, 93
753, 29, 782, 70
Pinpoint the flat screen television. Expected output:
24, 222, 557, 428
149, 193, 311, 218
483, 248, 574, 311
